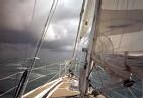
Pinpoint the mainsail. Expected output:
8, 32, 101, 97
90, 0, 143, 97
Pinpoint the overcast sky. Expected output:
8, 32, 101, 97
0, 0, 83, 51
1, 0, 143, 52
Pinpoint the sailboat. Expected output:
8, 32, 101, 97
0, 0, 143, 98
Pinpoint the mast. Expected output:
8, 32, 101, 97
79, 0, 102, 97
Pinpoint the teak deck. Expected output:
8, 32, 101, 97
50, 78, 79, 98
23, 77, 79, 98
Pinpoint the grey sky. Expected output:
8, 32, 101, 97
1, 0, 143, 51
0, 0, 83, 51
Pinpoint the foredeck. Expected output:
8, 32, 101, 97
23, 76, 106, 98
23, 79, 60, 98
50, 77, 79, 98
23, 76, 80, 98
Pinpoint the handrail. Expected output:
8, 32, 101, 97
0, 60, 67, 97
32, 62, 63, 70
0, 61, 66, 81
0, 72, 59, 97
0, 86, 17, 97
0, 72, 23, 81
29, 72, 57, 83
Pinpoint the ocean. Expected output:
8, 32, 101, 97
0, 50, 73, 98
0, 51, 142, 98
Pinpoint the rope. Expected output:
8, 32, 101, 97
0, 72, 22, 81
0, 86, 17, 97
13, 1, 59, 96
0, 65, 65, 97
31, 0, 58, 62
29, 72, 57, 83
128, 88, 137, 98
0, 72, 58, 97
47, 72, 60, 82
0, 58, 67, 97
24, 0, 37, 67
13, 0, 39, 91
0, 60, 67, 81
71, 0, 86, 60
108, 88, 127, 98
30, 0, 37, 23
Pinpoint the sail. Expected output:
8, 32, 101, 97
92, 0, 143, 81
88, 2, 143, 98
79, 0, 96, 39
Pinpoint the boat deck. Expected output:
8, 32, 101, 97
23, 79, 60, 98
50, 78, 79, 98
23, 77, 80, 98
23, 76, 106, 98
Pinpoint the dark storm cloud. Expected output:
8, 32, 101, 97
0, 0, 82, 51
42, 37, 73, 49
0, 29, 37, 44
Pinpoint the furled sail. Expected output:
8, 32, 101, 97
92, 0, 143, 81
79, 0, 96, 39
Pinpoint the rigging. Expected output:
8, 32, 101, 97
14, 0, 59, 98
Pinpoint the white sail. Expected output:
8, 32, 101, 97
92, 0, 143, 80
79, 0, 96, 39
